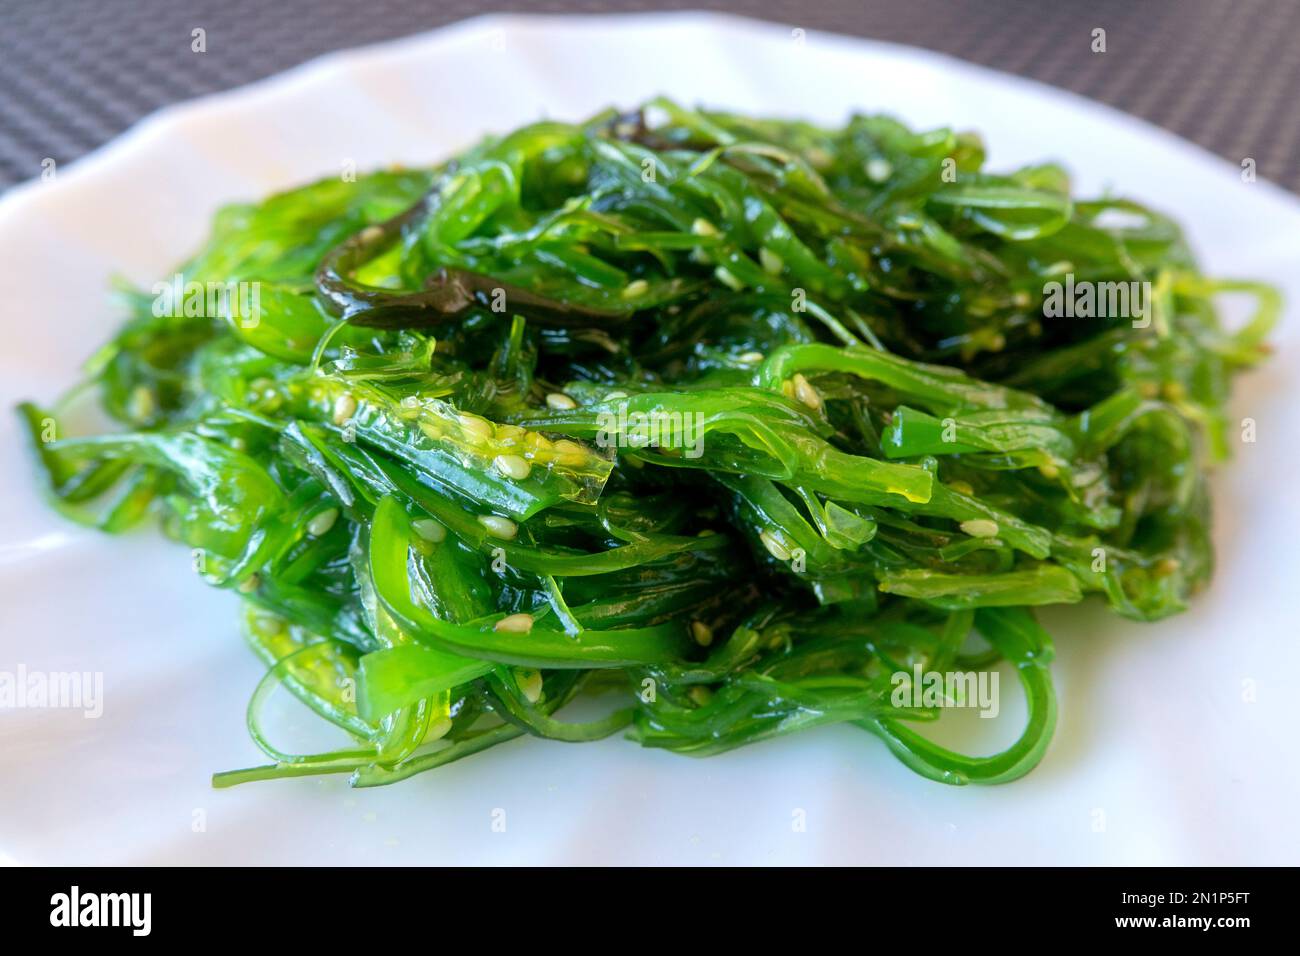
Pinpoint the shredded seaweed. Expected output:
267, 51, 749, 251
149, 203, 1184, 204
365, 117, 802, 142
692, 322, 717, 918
19, 101, 1276, 787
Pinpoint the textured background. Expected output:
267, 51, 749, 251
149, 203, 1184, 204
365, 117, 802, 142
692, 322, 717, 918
1, 0, 1297, 191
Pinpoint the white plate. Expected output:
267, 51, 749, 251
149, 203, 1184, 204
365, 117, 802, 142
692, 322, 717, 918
1, 12, 1297, 866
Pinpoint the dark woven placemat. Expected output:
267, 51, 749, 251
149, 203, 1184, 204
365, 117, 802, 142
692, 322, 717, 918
2, 0, 1297, 192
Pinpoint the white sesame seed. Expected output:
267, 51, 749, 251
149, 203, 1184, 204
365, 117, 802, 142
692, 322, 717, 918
759, 529, 793, 562
866, 158, 893, 182
457, 413, 494, 440
552, 438, 589, 466
411, 518, 446, 543
691, 621, 714, 647
478, 515, 518, 540
332, 393, 357, 425
546, 392, 577, 410
715, 267, 744, 291
738, 351, 765, 364
792, 373, 823, 410
514, 666, 544, 703
495, 614, 534, 635
307, 508, 339, 537
759, 248, 784, 275
128, 385, 155, 421
688, 686, 713, 707
691, 218, 720, 237
622, 279, 649, 299
960, 519, 1000, 538
423, 717, 453, 742
494, 454, 531, 480
523, 432, 553, 454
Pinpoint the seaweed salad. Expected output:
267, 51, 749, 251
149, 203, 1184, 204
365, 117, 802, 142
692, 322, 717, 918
19, 100, 1277, 787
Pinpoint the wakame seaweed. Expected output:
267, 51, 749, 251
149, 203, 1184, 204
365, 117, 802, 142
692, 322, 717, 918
19, 100, 1277, 787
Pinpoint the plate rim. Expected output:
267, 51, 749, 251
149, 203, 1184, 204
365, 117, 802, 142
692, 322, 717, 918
2, 9, 1298, 232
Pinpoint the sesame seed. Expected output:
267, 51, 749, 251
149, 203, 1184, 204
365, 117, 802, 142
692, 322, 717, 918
307, 508, 339, 537
552, 439, 589, 466
423, 717, 453, 742
759, 529, 793, 562
688, 686, 714, 707
457, 413, 494, 440
715, 267, 744, 291
622, 279, 649, 298
791, 373, 822, 410
237, 575, 260, 594
478, 515, 518, 540
127, 385, 155, 421
866, 158, 893, 182
960, 519, 1000, 538
759, 248, 784, 275
411, 518, 446, 543
691, 621, 714, 647
514, 666, 544, 703
546, 392, 577, 410
495, 454, 531, 480
495, 613, 535, 635
524, 435, 553, 458
738, 351, 765, 364
332, 393, 357, 425
691, 218, 720, 237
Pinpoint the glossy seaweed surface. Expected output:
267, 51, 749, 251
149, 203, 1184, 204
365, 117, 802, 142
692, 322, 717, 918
20, 101, 1276, 787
